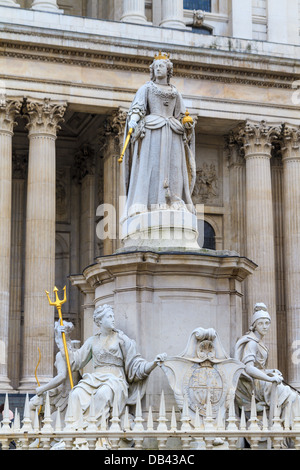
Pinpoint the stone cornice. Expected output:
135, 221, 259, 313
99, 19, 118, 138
0, 24, 299, 89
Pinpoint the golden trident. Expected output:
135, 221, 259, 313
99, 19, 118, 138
45, 286, 74, 389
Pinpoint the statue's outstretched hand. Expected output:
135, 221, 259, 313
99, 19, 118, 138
155, 353, 167, 366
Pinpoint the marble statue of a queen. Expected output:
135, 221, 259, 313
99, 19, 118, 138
121, 51, 197, 226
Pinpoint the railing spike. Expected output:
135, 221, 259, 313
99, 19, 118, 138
123, 406, 131, 432
204, 390, 214, 431
157, 390, 168, 431
181, 395, 192, 431
133, 390, 144, 432
170, 406, 177, 432
42, 391, 53, 432
22, 394, 33, 432
1, 394, 12, 433
248, 392, 260, 431
33, 407, 40, 433
110, 394, 121, 431
240, 406, 246, 431
147, 406, 154, 432
55, 407, 62, 432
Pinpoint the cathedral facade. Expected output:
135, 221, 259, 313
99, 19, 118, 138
1, 0, 300, 400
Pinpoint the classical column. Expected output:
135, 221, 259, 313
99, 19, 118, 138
229, 0, 252, 39
19, 98, 66, 391
0, 96, 22, 391
8, 154, 27, 390
0, 0, 20, 6
235, 120, 281, 367
31, 0, 63, 13
226, 135, 247, 328
281, 125, 300, 388
160, 0, 186, 29
120, 0, 147, 23
77, 145, 96, 271
99, 109, 127, 255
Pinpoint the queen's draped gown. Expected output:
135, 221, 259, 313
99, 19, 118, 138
122, 81, 196, 221
66, 329, 151, 426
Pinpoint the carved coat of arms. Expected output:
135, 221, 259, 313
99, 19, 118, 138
161, 328, 244, 420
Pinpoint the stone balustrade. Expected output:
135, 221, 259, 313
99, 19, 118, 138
1, 391, 300, 450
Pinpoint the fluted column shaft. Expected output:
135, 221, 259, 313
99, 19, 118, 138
160, 0, 186, 29
31, 0, 63, 12
19, 99, 66, 391
0, 0, 20, 6
237, 120, 280, 367
0, 97, 21, 391
121, 0, 147, 23
100, 110, 127, 255
8, 156, 27, 389
282, 125, 300, 388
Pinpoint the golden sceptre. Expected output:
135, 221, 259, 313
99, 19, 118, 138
45, 286, 74, 389
118, 127, 134, 164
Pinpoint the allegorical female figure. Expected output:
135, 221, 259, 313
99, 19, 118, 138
234, 303, 299, 425
59, 305, 165, 427
121, 51, 196, 222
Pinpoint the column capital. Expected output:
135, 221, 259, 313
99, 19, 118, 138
99, 108, 127, 156
24, 98, 67, 138
0, 95, 22, 135
281, 124, 300, 162
73, 144, 95, 184
233, 119, 282, 159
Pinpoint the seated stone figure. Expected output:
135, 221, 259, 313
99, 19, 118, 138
58, 304, 166, 428
234, 303, 299, 427
29, 320, 80, 426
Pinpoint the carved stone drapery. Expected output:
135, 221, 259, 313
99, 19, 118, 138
0, 96, 22, 390
233, 119, 282, 367
19, 98, 67, 391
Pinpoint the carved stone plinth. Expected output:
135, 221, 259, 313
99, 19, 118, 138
70, 250, 256, 410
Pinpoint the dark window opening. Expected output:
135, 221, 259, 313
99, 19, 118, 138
183, 0, 212, 12
192, 25, 213, 34
198, 220, 216, 250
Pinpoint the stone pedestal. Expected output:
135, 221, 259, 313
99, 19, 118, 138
70, 250, 256, 411
119, 209, 200, 252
